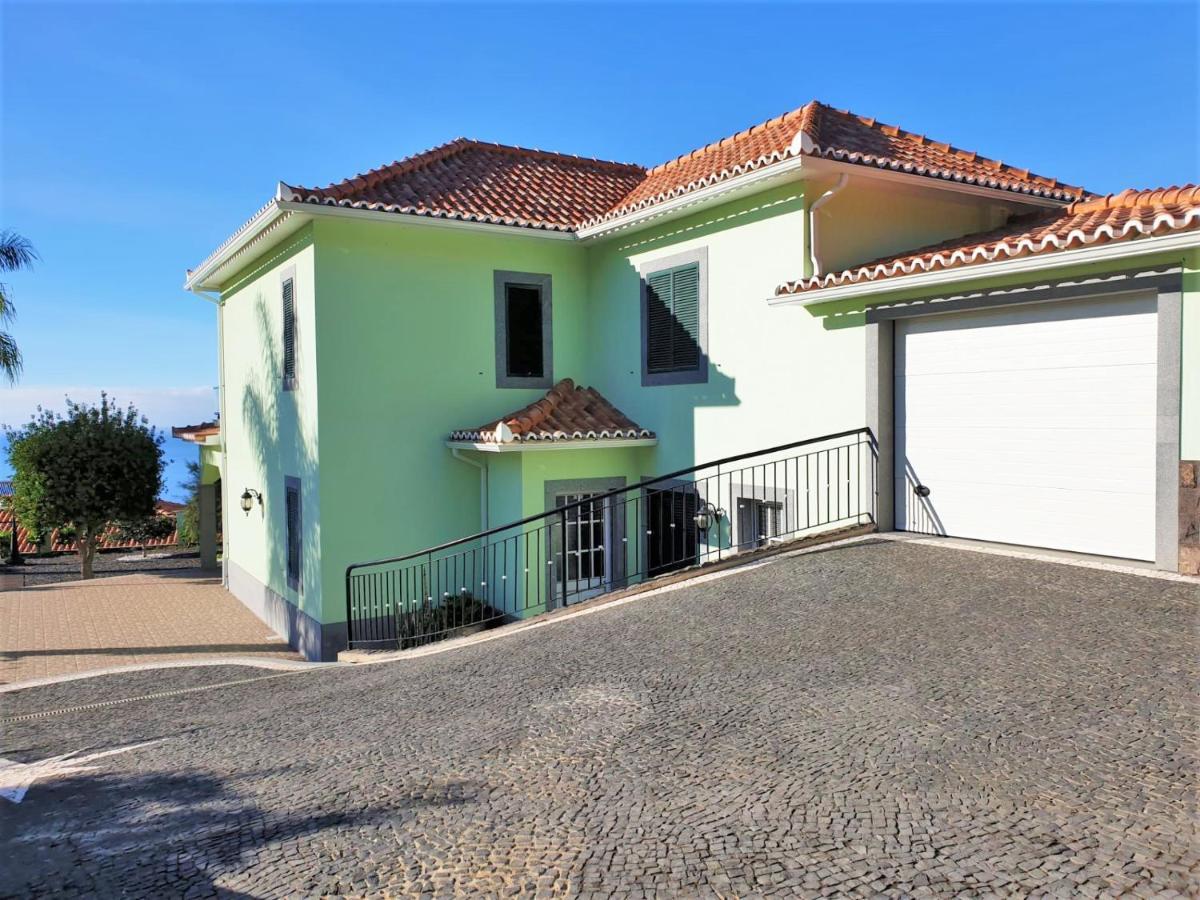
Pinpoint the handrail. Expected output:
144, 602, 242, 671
345, 427, 875, 576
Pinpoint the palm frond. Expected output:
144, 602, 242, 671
0, 231, 37, 272
0, 284, 16, 325
0, 331, 24, 383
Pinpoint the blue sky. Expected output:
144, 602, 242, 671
2, 1, 1197, 498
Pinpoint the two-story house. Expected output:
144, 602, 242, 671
182, 101, 1200, 660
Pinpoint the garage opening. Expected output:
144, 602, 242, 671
894, 293, 1158, 561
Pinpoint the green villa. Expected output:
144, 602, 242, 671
180, 101, 1200, 660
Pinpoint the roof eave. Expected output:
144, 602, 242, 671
445, 437, 658, 453
768, 229, 1200, 307
576, 156, 809, 241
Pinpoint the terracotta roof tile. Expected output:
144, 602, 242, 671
285, 139, 646, 232
172, 421, 220, 442
584, 101, 1085, 226
281, 102, 1085, 236
450, 379, 655, 444
777, 185, 1200, 296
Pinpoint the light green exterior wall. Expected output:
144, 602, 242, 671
582, 180, 1007, 474
310, 217, 593, 625
218, 226, 322, 624
198, 444, 221, 484
210, 174, 1200, 641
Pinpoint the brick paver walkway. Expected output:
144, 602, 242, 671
2, 540, 1197, 897
0, 571, 301, 686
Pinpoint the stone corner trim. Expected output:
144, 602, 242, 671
1179, 461, 1200, 576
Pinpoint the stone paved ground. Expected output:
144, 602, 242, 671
1, 540, 1197, 898
0, 571, 300, 686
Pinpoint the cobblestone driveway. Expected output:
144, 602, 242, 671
2, 540, 1197, 897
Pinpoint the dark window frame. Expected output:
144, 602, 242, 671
284, 476, 302, 593
494, 271, 553, 389
281, 268, 298, 392
640, 247, 708, 386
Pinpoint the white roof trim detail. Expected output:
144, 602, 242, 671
776, 207, 1200, 297
447, 426, 656, 444
445, 437, 657, 453
768, 228, 1200, 307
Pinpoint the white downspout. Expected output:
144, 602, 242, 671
451, 449, 488, 533
808, 174, 849, 278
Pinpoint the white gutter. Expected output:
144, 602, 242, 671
278, 201, 575, 242
769, 229, 1200, 307
450, 449, 488, 533
184, 196, 575, 293
808, 174, 848, 278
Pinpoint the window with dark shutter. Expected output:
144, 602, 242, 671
645, 262, 701, 374
282, 277, 296, 390
285, 479, 301, 591
505, 283, 544, 378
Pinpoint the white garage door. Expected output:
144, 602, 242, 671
895, 293, 1157, 561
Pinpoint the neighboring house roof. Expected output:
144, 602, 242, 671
776, 185, 1200, 297
282, 101, 1084, 235
284, 139, 647, 233
172, 421, 221, 443
449, 379, 655, 444
156, 500, 186, 513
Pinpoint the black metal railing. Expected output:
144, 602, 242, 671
345, 427, 877, 650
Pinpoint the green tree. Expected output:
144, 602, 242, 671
177, 461, 201, 546
6, 395, 164, 578
0, 230, 36, 382
115, 513, 176, 557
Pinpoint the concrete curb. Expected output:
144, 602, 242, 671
877, 533, 1200, 583
0, 657, 339, 694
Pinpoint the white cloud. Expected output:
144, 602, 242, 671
0, 386, 218, 433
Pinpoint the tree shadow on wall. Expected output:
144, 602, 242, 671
238, 294, 321, 653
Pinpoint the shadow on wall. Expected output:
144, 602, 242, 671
2, 767, 477, 896
237, 295, 322, 654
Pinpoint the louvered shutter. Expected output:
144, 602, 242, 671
282, 278, 296, 387
669, 264, 700, 370
645, 263, 701, 374
285, 483, 301, 588
645, 270, 674, 373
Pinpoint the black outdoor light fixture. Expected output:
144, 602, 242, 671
693, 501, 725, 533
240, 488, 263, 515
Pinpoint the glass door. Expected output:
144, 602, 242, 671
553, 492, 611, 602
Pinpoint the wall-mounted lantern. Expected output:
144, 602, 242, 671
240, 488, 263, 515
693, 501, 725, 533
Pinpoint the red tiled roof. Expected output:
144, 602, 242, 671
285, 139, 646, 233
282, 103, 1084, 235
450, 379, 655, 444
172, 421, 220, 442
589, 102, 1084, 227
777, 185, 1200, 296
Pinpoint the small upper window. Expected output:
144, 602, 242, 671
282, 276, 296, 391
505, 284, 544, 378
494, 271, 552, 389
641, 251, 707, 386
